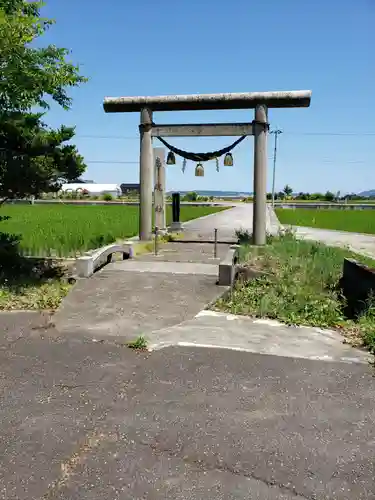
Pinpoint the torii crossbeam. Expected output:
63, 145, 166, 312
103, 90, 312, 243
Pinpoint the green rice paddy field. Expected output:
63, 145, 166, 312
0, 204, 227, 257
276, 208, 375, 235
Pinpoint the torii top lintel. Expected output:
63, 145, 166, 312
103, 90, 312, 113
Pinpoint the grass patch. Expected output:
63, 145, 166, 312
275, 200, 375, 204
0, 257, 72, 311
127, 335, 148, 350
0, 205, 227, 257
216, 231, 375, 353
276, 208, 375, 235
0, 279, 70, 310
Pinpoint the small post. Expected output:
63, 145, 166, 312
172, 192, 180, 223
154, 226, 159, 255
214, 228, 218, 258
253, 104, 268, 245
170, 192, 182, 231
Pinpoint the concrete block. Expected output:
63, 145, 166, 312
75, 256, 94, 278
218, 247, 239, 286
169, 221, 184, 232
342, 258, 375, 316
218, 262, 235, 286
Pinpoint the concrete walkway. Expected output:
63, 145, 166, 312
54, 241, 231, 340
269, 205, 375, 259
294, 225, 375, 259
182, 202, 276, 241
54, 205, 369, 366
54, 207, 249, 339
148, 310, 371, 364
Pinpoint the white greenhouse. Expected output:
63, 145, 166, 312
61, 183, 121, 197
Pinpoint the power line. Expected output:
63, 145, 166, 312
283, 132, 375, 136
78, 135, 138, 139
85, 158, 371, 165
318, 160, 369, 164
86, 160, 138, 164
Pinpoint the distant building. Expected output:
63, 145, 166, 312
120, 183, 140, 195
61, 183, 121, 197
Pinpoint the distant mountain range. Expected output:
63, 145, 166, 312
358, 190, 375, 198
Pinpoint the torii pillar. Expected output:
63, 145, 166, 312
103, 90, 312, 243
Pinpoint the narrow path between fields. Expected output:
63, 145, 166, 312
271, 206, 375, 259
291, 226, 375, 259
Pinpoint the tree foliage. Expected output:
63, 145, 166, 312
0, 112, 85, 201
0, 0, 87, 201
0, 0, 87, 111
324, 190, 335, 202
283, 184, 293, 197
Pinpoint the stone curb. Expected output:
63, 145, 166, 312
266, 204, 284, 234
218, 245, 240, 286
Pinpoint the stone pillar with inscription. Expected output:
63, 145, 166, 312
153, 147, 166, 231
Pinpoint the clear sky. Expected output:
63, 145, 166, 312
41, 0, 373, 194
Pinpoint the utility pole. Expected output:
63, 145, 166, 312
270, 129, 282, 208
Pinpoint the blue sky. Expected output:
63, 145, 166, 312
42, 0, 373, 194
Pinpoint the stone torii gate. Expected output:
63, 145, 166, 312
103, 90, 312, 244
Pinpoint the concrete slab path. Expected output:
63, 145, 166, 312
294, 225, 375, 259
54, 205, 261, 340
148, 310, 371, 365
135, 241, 230, 263
54, 270, 226, 340
182, 202, 275, 241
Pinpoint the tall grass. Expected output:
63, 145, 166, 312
0, 205, 227, 257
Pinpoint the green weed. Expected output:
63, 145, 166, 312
127, 335, 148, 350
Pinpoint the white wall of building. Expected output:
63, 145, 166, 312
61, 183, 122, 197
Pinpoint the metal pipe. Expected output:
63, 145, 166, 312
154, 226, 159, 256
270, 129, 282, 208
214, 228, 218, 258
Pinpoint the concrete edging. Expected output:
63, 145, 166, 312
218, 245, 240, 286
267, 204, 284, 235
75, 242, 133, 278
